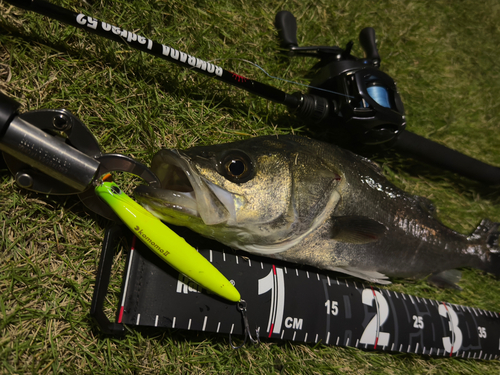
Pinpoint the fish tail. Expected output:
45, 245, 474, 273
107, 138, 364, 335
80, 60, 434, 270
472, 219, 500, 277
488, 252, 500, 277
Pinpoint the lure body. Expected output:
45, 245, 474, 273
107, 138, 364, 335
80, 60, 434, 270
95, 181, 241, 302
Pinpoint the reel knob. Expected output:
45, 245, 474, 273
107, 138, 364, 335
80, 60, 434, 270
359, 27, 380, 67
275, 11, 299, 50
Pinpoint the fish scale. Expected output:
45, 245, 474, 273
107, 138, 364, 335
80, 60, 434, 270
92, 228, 500, 360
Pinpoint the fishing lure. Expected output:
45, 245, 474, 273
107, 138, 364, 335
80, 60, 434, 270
95, 180, 241, 303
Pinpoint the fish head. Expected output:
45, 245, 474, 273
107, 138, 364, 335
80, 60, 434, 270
134, 135, 343, 254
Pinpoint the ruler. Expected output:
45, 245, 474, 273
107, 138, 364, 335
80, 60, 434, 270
92, 226, 500, 360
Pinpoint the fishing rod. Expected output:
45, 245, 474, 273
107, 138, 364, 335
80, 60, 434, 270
4, 0, 500, 185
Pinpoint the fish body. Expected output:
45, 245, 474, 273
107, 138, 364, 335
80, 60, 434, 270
134, 135, 499, 286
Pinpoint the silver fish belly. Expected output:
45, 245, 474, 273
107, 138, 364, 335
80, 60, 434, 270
134, 135, 499, 287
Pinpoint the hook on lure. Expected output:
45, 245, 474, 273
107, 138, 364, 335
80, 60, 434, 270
229, 300, 260, 349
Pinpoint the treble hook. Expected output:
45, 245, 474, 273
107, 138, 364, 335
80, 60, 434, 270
229, 300, 260, 349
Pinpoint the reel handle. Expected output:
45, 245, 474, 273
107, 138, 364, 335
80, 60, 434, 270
359, 27, 380, 67
275, 11, 299, 50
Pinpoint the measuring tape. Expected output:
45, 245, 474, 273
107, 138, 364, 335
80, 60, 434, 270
93, 228, 500, 360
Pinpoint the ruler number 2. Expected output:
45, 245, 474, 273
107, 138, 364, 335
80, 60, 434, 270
360, 289, 390, 347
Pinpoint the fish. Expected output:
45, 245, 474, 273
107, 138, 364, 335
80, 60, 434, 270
134, 135, 500, 287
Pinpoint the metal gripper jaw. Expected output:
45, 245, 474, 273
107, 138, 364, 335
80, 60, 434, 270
0, 92, 159, 220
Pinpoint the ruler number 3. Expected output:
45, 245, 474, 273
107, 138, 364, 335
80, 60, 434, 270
438, 303, 463, 354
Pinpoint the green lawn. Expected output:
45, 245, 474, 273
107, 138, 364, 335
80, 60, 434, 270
1, 0, 500, 373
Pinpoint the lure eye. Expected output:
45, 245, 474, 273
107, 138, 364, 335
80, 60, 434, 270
219, 151, 254, 183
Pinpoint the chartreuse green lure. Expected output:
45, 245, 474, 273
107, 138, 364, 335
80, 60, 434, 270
95, 181, 241, 303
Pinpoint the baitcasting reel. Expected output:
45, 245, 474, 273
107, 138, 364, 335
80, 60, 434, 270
275, 11, 406, 146
274, 11, 500, 184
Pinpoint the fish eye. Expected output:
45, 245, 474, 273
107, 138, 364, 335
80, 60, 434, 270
227, 158, 246, 176
219, 152, 254, 183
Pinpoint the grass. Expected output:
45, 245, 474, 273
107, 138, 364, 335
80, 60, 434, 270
1, 0, 500, 373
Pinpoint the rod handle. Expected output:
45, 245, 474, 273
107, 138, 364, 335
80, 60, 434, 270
392, 131, 500, 185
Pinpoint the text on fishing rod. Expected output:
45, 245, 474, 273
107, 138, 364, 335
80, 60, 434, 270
76, 14, 223, 77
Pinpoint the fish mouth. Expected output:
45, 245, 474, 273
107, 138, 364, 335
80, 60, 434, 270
134, 149, 234, 226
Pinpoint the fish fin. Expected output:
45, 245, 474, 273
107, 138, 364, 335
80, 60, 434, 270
427, 270, 462, 290
331, 216, 387, 244
487, 250, 500, 279
331, 267, 392, 285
